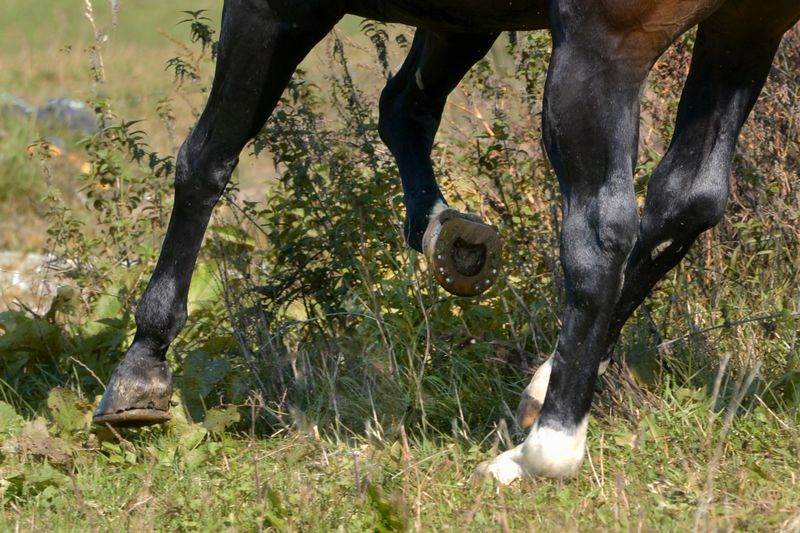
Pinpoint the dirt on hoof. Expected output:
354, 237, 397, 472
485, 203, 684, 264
450, 237, 487, 277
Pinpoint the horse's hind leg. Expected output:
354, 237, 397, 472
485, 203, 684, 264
605, 0, 800, 354
516, 1, 800, 434
379, 29, 501, 297
478, 0, 724, 483
93, 1, 342, 427
516, 346, 613, 430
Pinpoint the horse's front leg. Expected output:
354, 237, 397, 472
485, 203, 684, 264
478, 1, 718, 482
516, 1, 800, 435
93, 0, 343, 426
379, 29, 502, 297
478, 37, 644, 483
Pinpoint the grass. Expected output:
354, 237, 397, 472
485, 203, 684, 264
1, 385, 799, 532
0, 0, 367, 253
0, 1, 218, 252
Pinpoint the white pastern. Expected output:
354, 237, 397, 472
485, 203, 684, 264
428, 199, 448, 222
474, 446, 525, 485
524, 356, 607, 401
518, 417, 588, 479
477, 417, 589, 484
598, 358, 610, 377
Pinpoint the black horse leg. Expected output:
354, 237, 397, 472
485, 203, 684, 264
94, 0, 342, 426
379, 29, 498, 250
516, 1, 800, 433
605, 0, 800, 357
478, 1, 719, 483
478, 20, 645, 484
379, 29, 503, 297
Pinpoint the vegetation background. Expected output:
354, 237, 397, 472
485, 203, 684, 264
0, 1, 798, 530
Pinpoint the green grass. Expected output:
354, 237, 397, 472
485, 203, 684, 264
0, 1, 221, 51
1, 386, 799, 531
0, 0, 369, 252
0, 0, 222, 252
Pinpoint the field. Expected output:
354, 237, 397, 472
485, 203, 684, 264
1, 1, 799, 531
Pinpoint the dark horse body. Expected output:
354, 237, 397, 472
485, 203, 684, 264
94, 0, 799, 483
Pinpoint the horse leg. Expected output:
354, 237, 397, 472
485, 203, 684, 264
604, 0, 800, 359
379, 29, 502, 297
516, 349, 612, 430
516, 0, 799, 434
479, 0, 721, 482
93, 0, 342, 426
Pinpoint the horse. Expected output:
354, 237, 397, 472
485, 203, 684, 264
92, 0, 800, 484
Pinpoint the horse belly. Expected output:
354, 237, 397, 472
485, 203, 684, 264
348, 0, 551, 31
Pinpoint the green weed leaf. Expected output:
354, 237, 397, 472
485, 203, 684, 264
0, 401, 24, 437
202, 406, 241, 433
46, 387, 90, 436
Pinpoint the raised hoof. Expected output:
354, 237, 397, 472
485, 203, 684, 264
422, 208, 501, 297
93, 359, 173, 428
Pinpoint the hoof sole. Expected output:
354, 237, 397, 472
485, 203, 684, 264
93, 408, 172, 428
516, 393, 542, 431
423, 209, 501, 297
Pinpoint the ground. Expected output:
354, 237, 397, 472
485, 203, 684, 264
2, 387, 799, 531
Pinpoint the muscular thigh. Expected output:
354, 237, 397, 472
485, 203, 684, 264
555, 0, 725, 69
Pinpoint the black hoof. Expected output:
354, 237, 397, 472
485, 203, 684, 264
422, 208, 502, 297
93, 356, 173, 428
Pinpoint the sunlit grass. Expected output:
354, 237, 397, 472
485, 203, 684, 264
1, 384, 798, 531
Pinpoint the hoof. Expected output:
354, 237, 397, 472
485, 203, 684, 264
93, 408, 172, 428
516, 357, 552, 431
93, 358, 173, 428
475, 418, 588, 484
422, 208, 501, 297
516, 392, 543, 431
472, 447, 525, 486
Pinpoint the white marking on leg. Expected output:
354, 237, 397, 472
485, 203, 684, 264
522, 355, 604, 414
518, 416, 588, 479
428, 199, 447, 221
415, 68, 425, 91
477, 416, 589, 484
650, 238, 674, 261
474, 446, 525, 485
